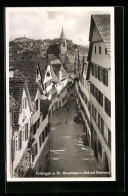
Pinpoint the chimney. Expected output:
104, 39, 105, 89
9, 67, 14, 78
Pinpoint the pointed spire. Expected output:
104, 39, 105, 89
60, 27, 65, 39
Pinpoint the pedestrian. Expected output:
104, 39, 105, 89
67, 107, 69, 112
65, 118, 67, 124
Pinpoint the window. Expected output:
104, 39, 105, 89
12, 139, 15, 161
100, 91, 103, 107
105, 69, 108, 86
99, 46, 101, 54
63, 42, 65, 47
101, 118, 104, 136
25, 123, 28, 141
47, 72, 50, 77
15, 139, 17, 151
95, 46, 96, 53
102, 68, 104, 84
105, 48, 107, 54
18, 131, 22, 150
108, 129, 111, 149
36, 118, 40, 129
98, 113, 101, 130
105, 97, 111, 117
35, 99, 38, 111
33, 118, 40, 135
98, 141, 102, 157
98, 66, 101, 81
101, 68, 103, 82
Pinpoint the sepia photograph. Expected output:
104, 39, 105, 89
6, 7, 115, 181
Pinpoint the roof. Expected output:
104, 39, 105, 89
59, 54, 66, 64
9, 58, 48, 97
51, 85, 58, 95
63, 55, 75, 73
48, 54, 58, 61
9, 95, 17, 111
50, 65, 59, 82
38, 58, 48, 82
51, 64, 68, 82
89, 15, 110, 56
9, 77, 25, 126
47, 44, 60, 56
40, 99, 51, 114
27, 82, 38, 101
9, 60, 38, 83
52, 64, 61, 78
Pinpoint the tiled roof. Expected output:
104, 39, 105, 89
27, 82, 38, 101
59, 54, 66, 64
13, 69, 38, 102
9, 95, 17, 111
47, 44, 60, 56
40, 99, 50, 114
50, 65, 59, 82
52, 64, 61, 78
9, 58, 48, 96
48, 54, 58, 61
66, 50, 75, 56
38, 58, 48, 82
9, 60, 38, 82
9, 77, 25, 126
50, 64, 68, 82
63, 56, 75, 73
92, 15, 110, 55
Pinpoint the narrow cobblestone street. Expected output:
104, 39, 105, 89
48, 100, 109, 177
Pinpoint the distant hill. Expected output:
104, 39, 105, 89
9, 37, 89, 58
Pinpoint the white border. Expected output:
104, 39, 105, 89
6, 6, 115, 182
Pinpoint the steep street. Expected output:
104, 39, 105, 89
48, 100, 109, 177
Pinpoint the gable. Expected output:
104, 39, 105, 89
43, 65, 52, 84
92, 24, 102, 42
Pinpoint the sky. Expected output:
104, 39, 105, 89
7, 7, 111, 46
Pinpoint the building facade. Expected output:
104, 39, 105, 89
87, 15, 111, 172
9, 60, 51, 177
75, 57, 91, 145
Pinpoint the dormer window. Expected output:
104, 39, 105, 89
99, 46, 101, 54
47, 72, 50, 77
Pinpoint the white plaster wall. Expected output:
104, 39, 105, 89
91, 42, 110, 69
13, 88, 31, 174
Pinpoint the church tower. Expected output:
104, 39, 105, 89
60, 27, 67, 54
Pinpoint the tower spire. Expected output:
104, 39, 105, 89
60, 27, 65, 39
